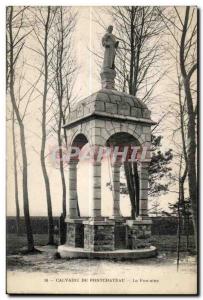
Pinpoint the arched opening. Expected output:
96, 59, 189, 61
71, 133, 88, 148
70, 133, 90, 218
106, 131, 141, 147
103, 132, 141, 218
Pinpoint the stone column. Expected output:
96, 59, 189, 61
68, 160, 78, 219
111, 161, 121, 218
90, 161, 101, 218
139, 160, 150, 217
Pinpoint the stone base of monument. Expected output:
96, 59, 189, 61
58, 245, 157, 260
65, 218, 85, 248
58, 217, 157, 260
83, 220, 116, 251
126, 219, 153, 250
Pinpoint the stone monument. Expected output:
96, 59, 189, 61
100, 25, 118, 89
58, 25, 157, 259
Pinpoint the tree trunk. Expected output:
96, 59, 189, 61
179, 7, 197, 250
41, 6, 54, 245
124, 162, 137, 219
20, 122, 35, 250
184, 79, 197, 249
133, 7, 144, 98
8, 7, 34, 251
57, 119, 66, 217
177, 155, 184, 270
12, 110, 20, 235
133, 162, 140, 215
186, 213, 190, 251
177, 72, 189, 252
176, 194, 181, 271
129, 7, 135, 95
11, 98, 34, 251
126, 8, 141, 217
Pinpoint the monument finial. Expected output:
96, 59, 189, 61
100, 25, 119, 89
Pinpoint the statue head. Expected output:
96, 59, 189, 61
107, 25, 113, 33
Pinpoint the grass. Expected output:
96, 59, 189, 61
6, 234, 58, 255
6, 233, 195, 255
6, 233, 197, 275
152, 235, 195, 252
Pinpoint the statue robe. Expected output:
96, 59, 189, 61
102, 33, 117, 69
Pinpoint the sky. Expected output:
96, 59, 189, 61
6, 6, 193, 217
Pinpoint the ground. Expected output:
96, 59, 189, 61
6, 234, 197, 294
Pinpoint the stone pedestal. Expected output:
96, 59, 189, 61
114, 219, 128, 249
65, 219, 84, 248
58, 217, 157, 259
100, 68, 116, 89
83, 220, 115, 251
126, 218, 152, 249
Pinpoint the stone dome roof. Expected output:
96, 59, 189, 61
66, 89, 154, 127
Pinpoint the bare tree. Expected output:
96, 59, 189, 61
159, 6, 197, 249
28, 6, 58, 245
6, 6, 35, 251
95, 6, 166, 102
171, 80, 188, 266
50, 7, 78, 217
168, 59, 193, 260
97, 7, 170, 219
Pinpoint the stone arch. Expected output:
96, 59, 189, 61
69, 129, 89, 148
71, 133, 89, 147
68, 132, 89, 164
105, 132, 141, 151
67, 132, 90, 219
104, 126, 144, 146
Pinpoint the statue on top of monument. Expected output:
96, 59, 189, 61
102, 25, 119, 70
